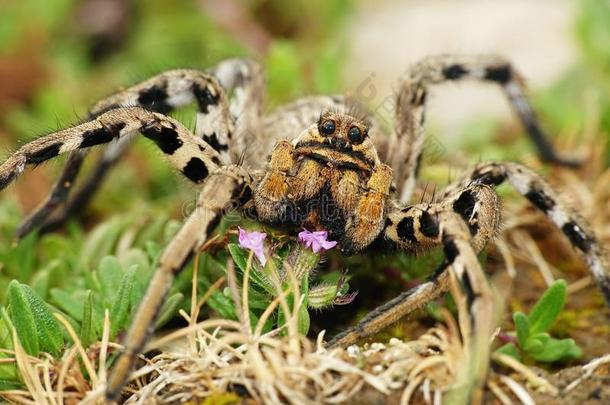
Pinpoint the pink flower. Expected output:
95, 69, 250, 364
298, 229, 338, 253
238, 227, 267, 265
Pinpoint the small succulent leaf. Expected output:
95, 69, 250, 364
145, 241, 162, 262
155, 292, 184, 329
30, 267, 51, 299
565, 342, 583, 360
21, 284, 64, 356
228, 243, 248, 273
0, 308, 15, 350
49, 289, 83, 321
98, 256, 125, 304
530, 337, 581, 362
8, 280, 39, 356
523, 335, 544, 354
81, 217, 127, 268
523, 333, 551, 353
79, 290, 94, 347
297, 304, 310, 335
0, 379, 23, 390
513, 312, 529, 345
495, 342, 521, 361
118, 249, 150, 276
528, 280, 567, 335
109, 267, 136, 339
228, 243, 273, 293
199, 277, 236, 320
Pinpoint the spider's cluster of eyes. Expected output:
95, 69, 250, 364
317, 118, 368, 146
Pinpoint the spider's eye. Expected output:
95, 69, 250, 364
348, 126, 364, 144
319, 119, 336, 136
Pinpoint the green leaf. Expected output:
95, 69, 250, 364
528, 280, 567, 335
80, 291, 94, 347
21, 284, 64, 356
8, 280, 39, 356
0, 379, 23, 390
98, 256, 124, 304
228, 243, 273, 293
495, 342, 520, 361
50, 289, 83, 321
155, 292, 184, 328
523, 332, 551, 354
228, 244, 248, 273
297, 303, 310, 335
81, 218, 127, 268
513, 312, 529, 345
529, 337, 582, 362
110, 267, 136, 339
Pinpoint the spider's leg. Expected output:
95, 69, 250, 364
105, 165, 252, 400
212, 58, 265, 159
446, 161, 610, 305
14, 149, 86, 239
391, 54, 578, 202
0, 107, 224, 191
341, 163, 393, 252
253, 139, 329, 224
16, 69, 234, 237
328, 184, 501, 347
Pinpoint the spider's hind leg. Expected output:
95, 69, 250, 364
391, 54, 578, 202
446, 161, 610, 305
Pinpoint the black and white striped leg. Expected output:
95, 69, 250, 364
0, 107, 223, 191
212, 58, 265, 157
328, 184, 500, 347
14, 149, 86, 239
445, 161, 610, 306
390, 54, 578, 202
15, 68, 235, 238
105, 165, 252, 400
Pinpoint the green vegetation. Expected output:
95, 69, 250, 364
496, 280, 582, 363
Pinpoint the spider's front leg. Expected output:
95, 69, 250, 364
390, 54, 579, 202
328, 184, 501, 348
16, 62, 244, 238
254, 139, 299, 222
339, 163, 393, 252
106, 165, 252, 400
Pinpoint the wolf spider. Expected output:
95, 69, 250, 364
1, 55, 609, 401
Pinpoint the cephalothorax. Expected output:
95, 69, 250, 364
1, 55, 609, 401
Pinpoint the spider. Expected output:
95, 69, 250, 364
1, 55, 609, 401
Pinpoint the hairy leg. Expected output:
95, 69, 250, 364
341, 163, 393, 252
328, 184, 500, 347
0, 107, 223, 190
16, 68, 234, 237
390, 54, 578, 202
446, 161, 610, 305
105, 165, 251, 400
